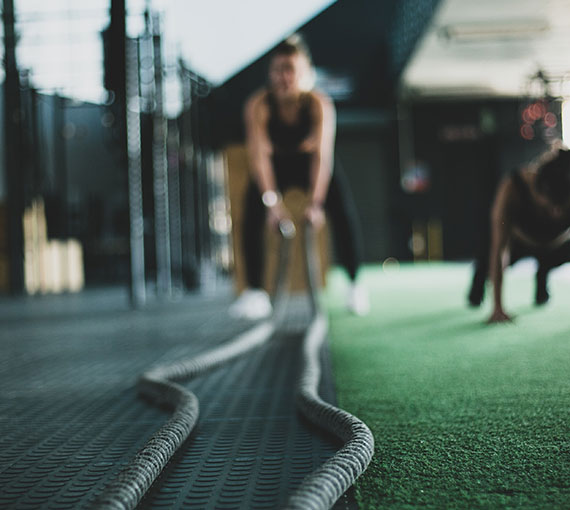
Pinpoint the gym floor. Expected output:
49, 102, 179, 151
2, 261, 569, 509
0, 284, 355, 509
326, 262, 570, 509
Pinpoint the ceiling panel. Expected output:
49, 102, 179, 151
402, 0, 570, 98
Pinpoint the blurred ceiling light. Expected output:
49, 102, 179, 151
438, 18, 550, 42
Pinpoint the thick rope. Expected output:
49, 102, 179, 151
91, 321, 275, 510
285, 312, 374, 510
91, 220, 374, 510
284, 225, 374, 509
91, 221, 295, 510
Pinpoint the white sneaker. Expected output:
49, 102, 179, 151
347, 283, 370, 316
229, 289, 272, 320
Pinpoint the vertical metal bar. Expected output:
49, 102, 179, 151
196, 149, 210, 287
30, 89, 43, 199
106, 0, 139, 303
152, 15, 172, 297
126, 37, 146, 306
179, 69, 198, 288
53, 94, 68, 239
3, 0, 25, 294
200, 156, 217, 291
193, 102, 213, 289
167, 119, 183, 294
192, 100, 204, 277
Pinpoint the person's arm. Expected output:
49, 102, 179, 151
244, 91, 288, 228
487, 178, 515, 323
244, 91, 276, 195
301, 91, 336, 226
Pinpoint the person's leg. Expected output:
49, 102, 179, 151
469, 226, 534, 307
468, 229, 490, 307
535, 241, 570, 305
229, 182, 272, 319
508, 239, 548, 305
535, 262, 550, 305
323, 162, 363, 281
323, 161, 368, 315
242, 182, 266, 289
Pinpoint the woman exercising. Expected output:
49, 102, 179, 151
468, 146, 570, 323
229, 34, 369, 319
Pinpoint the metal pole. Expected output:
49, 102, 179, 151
30, 89, 43, 199
179, 66, 199, 288
151, 14, 172, 297
192, 95, 204, 281
167, 119, 183, 294
3, 0, 25, 294
106, 0, 145, 305
53, 94, 68, 239
126, 37, 146, 306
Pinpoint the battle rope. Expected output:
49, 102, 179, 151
91, 220, 374, 510
285, 224, 375, 510
91, 220, 294, 510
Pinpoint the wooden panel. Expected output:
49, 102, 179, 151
22, 199, 85, 294
0, 201, 85, 294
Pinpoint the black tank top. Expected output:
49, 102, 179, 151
510, 170, 570, 244
266, 91, 313, 154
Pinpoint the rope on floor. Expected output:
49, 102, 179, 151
90, 221, 295, 510
91, 320, 276, 510
284, 225, 374, 510
286, 312, 375, 510
91, 221, 374, 510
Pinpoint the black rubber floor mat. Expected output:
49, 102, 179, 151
137, 331, 340, 509
0, 289, 355, 509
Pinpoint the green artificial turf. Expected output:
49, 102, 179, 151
325, 262, 570, 509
